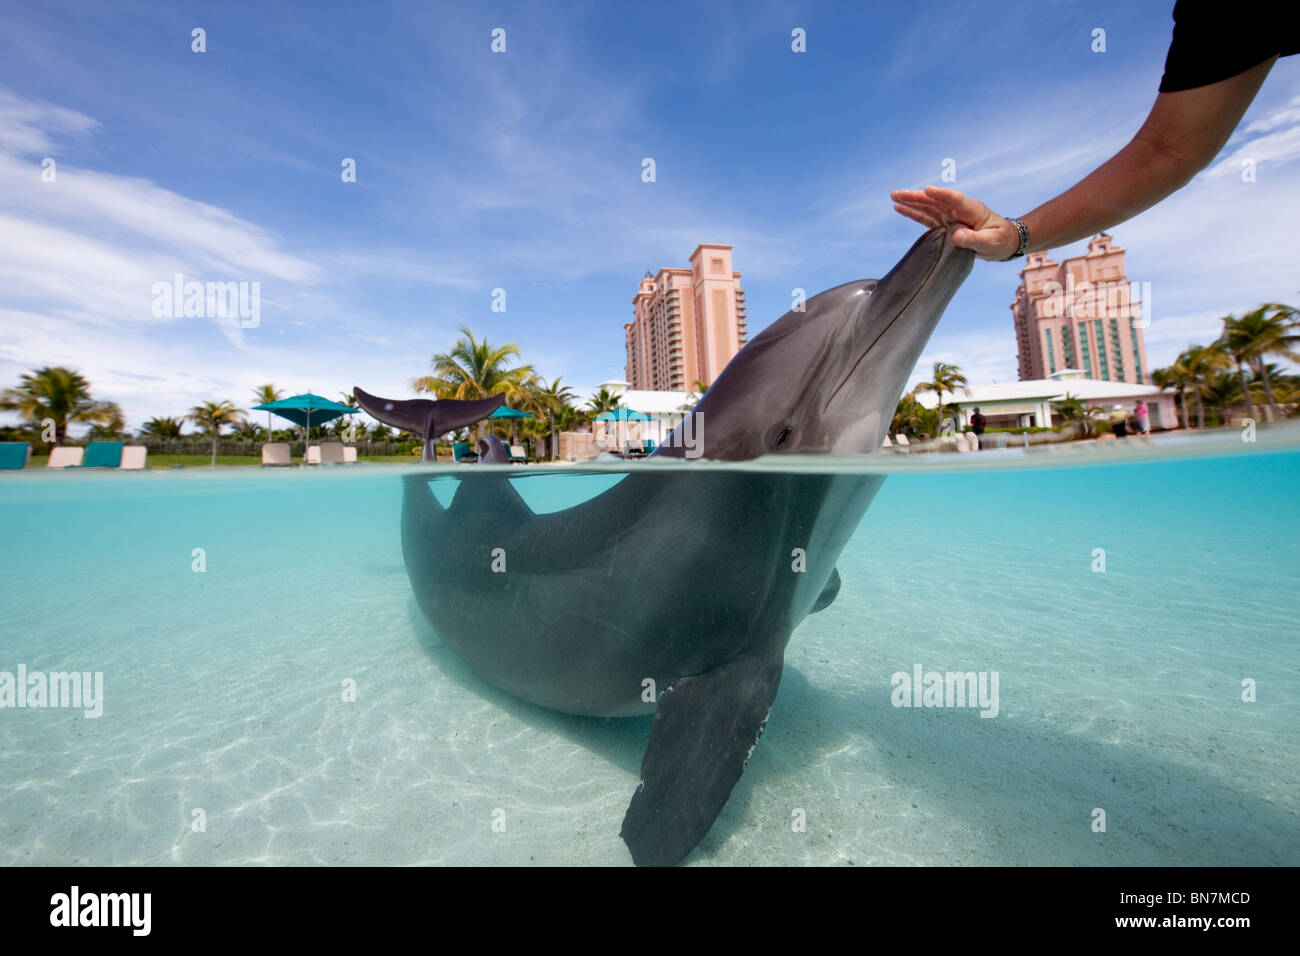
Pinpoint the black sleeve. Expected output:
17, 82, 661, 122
1158, 0, 1300, 93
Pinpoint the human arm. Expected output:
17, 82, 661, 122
890, 56, 1277, 259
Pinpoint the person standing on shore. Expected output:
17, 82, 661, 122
1109, 405, 1129, 438
970, 407, 986, 450
1134, 400, 1151, 435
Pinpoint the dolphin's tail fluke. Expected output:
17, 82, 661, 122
353, 387, 504, 438
620, 647, 784, 866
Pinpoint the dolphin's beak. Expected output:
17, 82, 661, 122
827, 226, 974, 450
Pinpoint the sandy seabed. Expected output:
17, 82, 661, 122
1, 452, 1296, 866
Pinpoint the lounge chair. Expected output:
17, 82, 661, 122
452, 442, 478, 463
881, 435, 892, 448
120, 446, 148, 470
622, 440, 646, 459
507, 444, 532, 464
305, 445, 322, 465
261, 442, 293, 467
47, 446, 85, 468
0, 442, 31, 470
642, 439, 656, 456
343, 446, 358, 463
894, 434, 910, 453
78, 441, 123, 467
319, 441, 345, 464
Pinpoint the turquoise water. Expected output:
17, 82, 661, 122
1, 431, 1297, 865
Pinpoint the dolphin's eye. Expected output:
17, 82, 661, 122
775, 426, 792, 447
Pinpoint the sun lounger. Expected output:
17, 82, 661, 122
78, 441, 123, 467
47, 446, 85, 468
120, 446, 148, 470
261, 442, 293, 467
0, 442, 31, 470
319, 441, 345, 464
452, 442, 478, 463
305, 445, 322, 465
894, 433, 910, 453
507, 444, 532, 464
621, 441, 645, 459
343, 446, 357, 463
642, 439, 656, 455
881, 435, 892, 448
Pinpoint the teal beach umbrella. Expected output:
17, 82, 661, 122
253, 393, 360, 455
488, 403, 533, 443
592, 408, 652, 421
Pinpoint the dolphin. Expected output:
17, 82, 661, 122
352, 388, 504, 461
355, 225, 973, 865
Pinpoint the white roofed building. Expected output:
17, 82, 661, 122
914, 369, 1179, 430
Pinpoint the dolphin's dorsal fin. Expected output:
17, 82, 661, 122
620, 647, 784, 866
477, 434, 510, 463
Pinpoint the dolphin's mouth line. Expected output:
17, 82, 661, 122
822, 237, 946, 413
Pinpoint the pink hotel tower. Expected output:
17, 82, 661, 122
1011, 233, 1150, 384
625, 244, 748, 391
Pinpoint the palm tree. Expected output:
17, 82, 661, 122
914, 362, 968, 428
1255, 363, 1300, 412
554, 402, 587, 433
1180, 343, 1230, 428
530, 376, 576, 460
86, 403, 128, 439
1199, 369, 1244, 427
1052, 393, 1104, 437
231, 420, 265, 442
0, 366, 120, 445
890, 389, 927, 436
586, 387, 622, 415
1220, 304, 1299, 422
186, 400, 246, 465
139, 416, 185, 439
413, 327, 534, 442
252, 384, 285, 440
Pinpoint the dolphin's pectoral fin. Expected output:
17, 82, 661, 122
620, 648, 784, 866
809, 567, 841, 614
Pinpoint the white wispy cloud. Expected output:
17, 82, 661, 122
0, 89, 98, 153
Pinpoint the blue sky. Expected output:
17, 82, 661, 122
2, 0, 1298, 432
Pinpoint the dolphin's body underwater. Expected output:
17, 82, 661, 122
354, 226, 973, 865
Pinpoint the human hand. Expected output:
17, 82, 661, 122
890, 185, 1021, 261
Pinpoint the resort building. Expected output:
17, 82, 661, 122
916, 369, 1179, 430
590, 379, 697, 445
1011, 234, 1149, 385
625, 244, 748, 391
